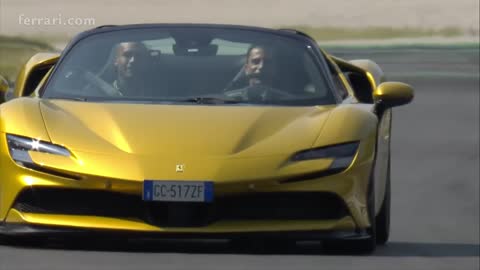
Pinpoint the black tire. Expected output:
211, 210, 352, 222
376, 156, 391, 245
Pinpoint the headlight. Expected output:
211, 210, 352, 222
6, 134, 71, 166
291, 141, 359, 170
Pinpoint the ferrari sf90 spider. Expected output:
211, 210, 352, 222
0, 24, 413, 253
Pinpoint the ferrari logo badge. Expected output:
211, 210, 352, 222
176, 164, 185, 172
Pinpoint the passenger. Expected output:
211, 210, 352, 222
226, 45, 288, 101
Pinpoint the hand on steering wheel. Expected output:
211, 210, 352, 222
63, 67, 122, 97
246, 84, 294, 101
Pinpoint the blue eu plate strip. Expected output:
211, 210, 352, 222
143, 180, 153, 201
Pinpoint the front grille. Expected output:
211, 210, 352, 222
13, 188, 143, 218
13, 188, 349, 227
217, 192, 348, 220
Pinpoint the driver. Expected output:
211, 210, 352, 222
225, 45, 281, 101
244, 45, 274, 87
113, 42, 151, 96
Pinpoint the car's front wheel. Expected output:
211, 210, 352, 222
376, 156, 391, 245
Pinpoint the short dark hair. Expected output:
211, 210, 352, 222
246, 45, 267, 59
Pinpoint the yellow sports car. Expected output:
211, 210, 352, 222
0, 24, 413, 253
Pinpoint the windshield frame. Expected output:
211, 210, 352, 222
40, 24, 339, 106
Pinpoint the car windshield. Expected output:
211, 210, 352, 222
43, 26, 336, 106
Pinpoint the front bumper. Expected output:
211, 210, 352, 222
3, 188, 358, 235
0, 134, 375, 236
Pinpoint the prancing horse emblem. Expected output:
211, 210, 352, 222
176, 164, 185, 172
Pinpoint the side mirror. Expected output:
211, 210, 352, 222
373, 82, 414, 108
0, 75, 9, 103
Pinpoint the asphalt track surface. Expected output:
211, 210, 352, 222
0, 47, 479, 270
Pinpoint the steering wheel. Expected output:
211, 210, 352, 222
261, 86, 296, 99
228, 84, 295, 102
62, 67, 122, 97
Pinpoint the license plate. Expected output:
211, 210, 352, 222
143, 180, 214, 202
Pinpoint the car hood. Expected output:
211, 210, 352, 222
39, 100, 334, 159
